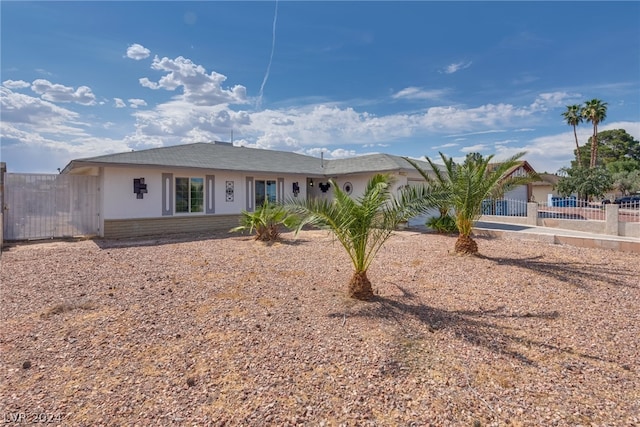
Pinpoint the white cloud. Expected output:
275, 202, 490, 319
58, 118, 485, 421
139, 55, 248, 106
35, 68, 53, 76
443, 61, 472, 74
494, 140, 516, 146
529, 91, 578, 112
3, 80, 30, 89
128, 98, 147, 109
432, 143, 458, 149
461, 144, 488, 153
0, 86, 80, 125
114, 98, 126, 108
126, 43, 151, 60
30, 79, 97, 105
419, 104, 530, 132
329, 148, 357, 158
0, 87, 130, 171
392, 87, 448, 101
448, 129, 507, 138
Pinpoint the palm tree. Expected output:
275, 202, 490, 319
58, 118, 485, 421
230, 200, 298, 242
562, 104, 584, 168
409, 152, 535, 255
581, 99, 608, 168
287, 173, 428, 300
403, 155, 455, 226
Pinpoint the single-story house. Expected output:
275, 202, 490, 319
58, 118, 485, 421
61, 142, 437, 238
480, 160, 538, 216
501, 160, 537, 201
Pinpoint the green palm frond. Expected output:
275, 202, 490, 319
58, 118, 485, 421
407, 151, 534, 238
287, 173, 429, 274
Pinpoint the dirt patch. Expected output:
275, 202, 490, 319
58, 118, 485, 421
1, 230, 638, 426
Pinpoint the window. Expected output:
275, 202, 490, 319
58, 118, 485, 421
175, 177, 204, 213
255, 179, 277, 206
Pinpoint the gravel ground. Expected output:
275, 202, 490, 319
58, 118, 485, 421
1, 229, 638, 426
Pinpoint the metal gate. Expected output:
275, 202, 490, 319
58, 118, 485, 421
2, 173, 99, 241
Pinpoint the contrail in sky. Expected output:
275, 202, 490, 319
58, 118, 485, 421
257, 0, 278, 110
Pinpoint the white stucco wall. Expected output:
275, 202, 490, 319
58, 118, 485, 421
103, 167, 164, 219
102, 166, 313, 219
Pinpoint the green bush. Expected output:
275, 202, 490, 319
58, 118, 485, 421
230, 201, 299, 242
426, 214, 458, 234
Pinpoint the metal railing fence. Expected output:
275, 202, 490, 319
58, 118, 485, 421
3, 173, 99, 240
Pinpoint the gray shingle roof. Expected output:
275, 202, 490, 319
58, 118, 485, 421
324, 153, 430, 175
63, 142, 434, 176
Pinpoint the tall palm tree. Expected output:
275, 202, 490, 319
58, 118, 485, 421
409, 152, 535, 255
581, 99, 608, 168
562, 104, 584, 168
287, 173, 428, 300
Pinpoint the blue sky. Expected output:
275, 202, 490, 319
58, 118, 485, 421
1, 1, 639, 174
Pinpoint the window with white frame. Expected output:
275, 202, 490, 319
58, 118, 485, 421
175, 177, 204, 213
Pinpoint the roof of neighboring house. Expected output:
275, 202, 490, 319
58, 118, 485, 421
488, 160, 537, 178
62, 142, 434, 176
531, 172, 561, 187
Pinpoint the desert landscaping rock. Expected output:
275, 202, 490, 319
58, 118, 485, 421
1, 229, 638, 426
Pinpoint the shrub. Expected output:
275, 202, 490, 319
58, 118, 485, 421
426, 214, 458, 234
230, 201, 297, 242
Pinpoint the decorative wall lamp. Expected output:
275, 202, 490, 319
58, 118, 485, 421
133, 178, 148, 199
292, 182, 300, 197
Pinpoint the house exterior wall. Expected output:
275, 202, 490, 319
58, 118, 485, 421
102, 166, 313, 219
532, 184, 556, 204
103, 215, 241, 239
95, 166, 431, 238
103, 167, 164, 219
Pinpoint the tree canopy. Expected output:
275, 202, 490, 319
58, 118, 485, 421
574, 128, 640, 169
564, 128, 640, 196
556, 166, 613, 200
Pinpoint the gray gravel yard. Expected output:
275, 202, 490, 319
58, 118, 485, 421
1, 229, 638, 426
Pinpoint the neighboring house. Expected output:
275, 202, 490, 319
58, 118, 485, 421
61, 142, 436, 238
531, 173, 561, 203
482, 160, 538, 216
499, 161, 537, 202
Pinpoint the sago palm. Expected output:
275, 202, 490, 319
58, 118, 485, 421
230, 201, 297, 242
581, 99, 608, 168
287, 173, 428, 300
409, 152, 534, 255
562, 104, 584, 168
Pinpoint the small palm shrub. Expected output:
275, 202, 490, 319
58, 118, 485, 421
426, 214, 458, 234
230, 201, 297, 242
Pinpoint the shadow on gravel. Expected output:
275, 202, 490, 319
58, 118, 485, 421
93, 232, 311, 250
337, 290, 625, 368
344, 295, 539, 365
475, 254, 637, 289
